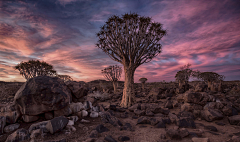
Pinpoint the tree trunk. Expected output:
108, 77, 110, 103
120, 66, 135, 108
142, 83, 145, 90
113, 81, 117, 94
207, 81, 212, 90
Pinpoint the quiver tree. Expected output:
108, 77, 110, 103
139, 77, 148, 90
175, 63, 192, 90
194, 72, 225, 91
14, 60, 57, 80
101, 65, 122, 94
56, 75, 73, 82
96, 12, 167, 107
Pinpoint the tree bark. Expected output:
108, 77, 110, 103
207, 81, 212, 90
113, 81, 117, 94
120, 66, 135, 108
142, 83, 145, 90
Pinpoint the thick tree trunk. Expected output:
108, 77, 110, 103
113, 81, 117, 94
142, 83, 145, 90
120, 67, 135, 108
207, 81, 212, 90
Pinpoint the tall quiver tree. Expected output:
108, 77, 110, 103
102, 65, 122, 94
139, 77, 147, 90
14, 60, 57, 80
175, 63, 192, 91
96, 13, 167, 107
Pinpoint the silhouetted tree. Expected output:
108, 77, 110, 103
139, 77, 148, 90
14, 60, 57, 80
56, 75, 73, 82
175, 63, 193, 90
96, 13, 167, 107
102, 65, 122, 94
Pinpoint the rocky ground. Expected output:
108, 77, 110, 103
0, 79, 240, 142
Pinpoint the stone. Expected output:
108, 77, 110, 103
82, 110, 88, 117
0, 109, 21, 124
14, 76, 72, 116
165, 100, 173, 109
30, 129, 41, 139
70, 102, 84, 114
5, 128, 30, 142
179, 128, 189, 138
204, 125, 218, 132
4, 123, 20, 133
181, 103, 203, 112
91, 106, 100, 112
65, 125, 76, 132
192, 137, 209, 142
44, 112, 54, 120
204, 102, 224, 110
120, 123, 133, 131
89, 130, 99, 138
128, 103, 141, 112
145, 109, 154, 116
176, 117, 196, 128
45, 139, 67, 142
134, 109, 145, 116
83, 101, 93, 110
45, 116, 69, 134
81, 119, 90, 123
67, 116, 79, 122
201, 109, 224, 122
22, 115, 39, 123
178, 111, 194, 119
166, 129, 182, 140
154, 120, 166, 128
228, 115, 240, 125
99, 111, 123, 126
0, 116, 6, 135
183, 92, 203, 104
67, 120, 74, 126
28, 121, 49, 134
54, 105, 72, 117
118, 136, 130, 141
95, 124, 109, 133
222, 105, 235, 116
104, 135, 117, 142
137, 116, 151, 124
65, 81, 88, 99
90, 111, 99, 118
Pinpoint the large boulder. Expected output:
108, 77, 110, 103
201, 109, 224, 122
65, 81, 88, 101
0, 104, 21, 124
14, 76, 72, 116
5, 128, 30, 142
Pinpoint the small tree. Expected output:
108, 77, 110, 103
56, 75, 73, 82
101, 65, 122, 94
195, 72, 225, 90
139, 77, 148, 90
175, 63, 193, 88
14, 60, 57, 80
96, 13, 167, 107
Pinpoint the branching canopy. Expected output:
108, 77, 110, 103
14, 60, 57, 80
139, 77, 148, 83
96, 13, 167, 69
175, 63, 192, 82
102, 65, 122, 82
196, 72, 225, 83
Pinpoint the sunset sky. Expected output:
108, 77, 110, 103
0, 0, 239, 83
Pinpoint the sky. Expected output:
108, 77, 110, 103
0, 0, 240, 83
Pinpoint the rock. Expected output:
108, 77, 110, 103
45, 139, 67, 142
204, 125, 218, 132
232, 136, 240, 142
120, 123, 133, 131
5, 128, 30, 142
28, 121, 49, 134
215, 122, 225, 126
183, 92, 203, 104
178, 111, 194, 120
145, 109, 154, 116
104, 135, 117, 142
83, 101, 93, 110
67, 120, 74, 126
204, 102, 224, 110
99, 111, 123, 126
44, 112, 54, 120
168, 112, 179, 123
22, 115, 39, 123
65, 125, 76, 132
89, 130, 99, 138
118, 136, 130, 141
137, 116, 151, 124
4, 123, 20, 133
176, 117, 196, 128
45, 116, 69, 134
14, 76, 71, 116
192, 137, 209, 142
91, 106, 100, 112
90, 111, 98, 118
81, 119, 90, 123
166, 129, 182, 140
128, 103, 141, 112
54, 105, 72, 117
95, 124, 109, 133
165, 100, 173, 109
82, 110, 88, 117
150, 106, 169, 115
0, 116, 6, 135
154, 120, 166, 128
228, 115, 240, 125
70, 102, 84, 114
30, 129, 42, 139
67, 116, 79, 122
201, 109, 224, 122
222, 105, 235, 116
65, 81, 88, 99
179, 128, 189, 138
0, 108, 21, 124
134, 109, 145, 116
181, 103, 203, 112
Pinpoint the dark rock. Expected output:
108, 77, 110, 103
184, 92, 203, 104
179, 128, 189, 138
65, 81, 88, 99
95, 124, 109, 133
45, 116, 69, 134
201, 109, 224, 122
222, 105, 235, 116
109, 105, 117, 111
4, 123, 20, 133
215, 122, 225, 126
165, 100, 173, 109
45, 112, 54, 120
204, 125, 218, 132
178, 111, 194, 120
14, 76, 72, 116
134, 109, 145, 116
145, 109, 154, 116
137, 116, 151, 124
120, 123, 133, 131
29, 121, 49, 133
176, 117, 196, 128
228, 115, 240, 125
166, 129, 182, 140
83, 101, 93, 111
154, 120, 166, 128
204, 102, 224, 110
104, 135, 117, 142
128, 103, 141, 112
22, 115, 39, 123
89, 130, 99, 138
5, 128, 30, 142
181, 103, 203, 112
118, 136, 130, 141
0, 104, 21, 124
99, 111, 123, 126
45, 139, 67, 142
0, 116, 6, 135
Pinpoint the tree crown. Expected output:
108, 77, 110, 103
139, 77, 148, 83
101, 65, 122, 82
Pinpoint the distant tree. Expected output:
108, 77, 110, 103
194, 71, 225, 89
56, 75, 73, 82
175, 63, 193, 89
101, 65, 122, 94
139, 77, 148, 90
14, 60, 57, 80
96, 13, 167, 107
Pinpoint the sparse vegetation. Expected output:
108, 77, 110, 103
96, 12, 167, 107
139, 77, 148, 90
56, 75, 73, 82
